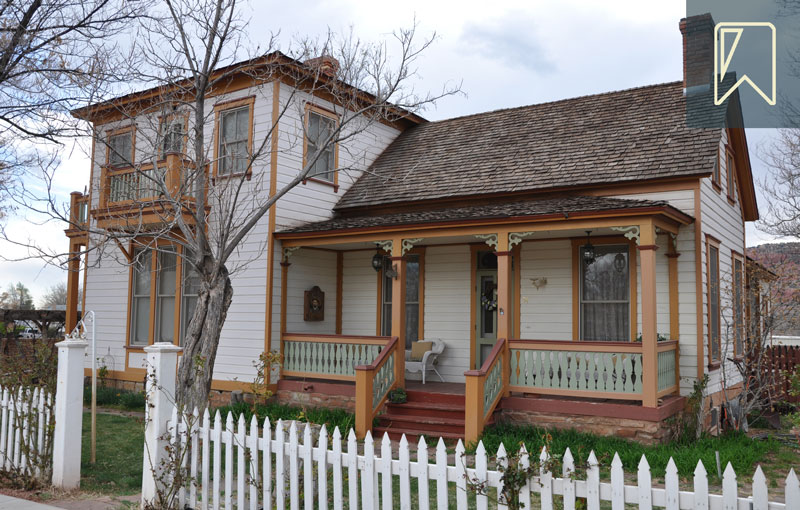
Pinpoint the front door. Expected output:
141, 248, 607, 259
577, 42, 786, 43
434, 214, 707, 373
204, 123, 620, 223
474, 250, 499, 369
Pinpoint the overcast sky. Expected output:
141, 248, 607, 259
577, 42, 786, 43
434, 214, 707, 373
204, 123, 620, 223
0, 0, 787, 301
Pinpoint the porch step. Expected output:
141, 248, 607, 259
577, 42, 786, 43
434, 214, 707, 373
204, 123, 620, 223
375, 387, 493, 443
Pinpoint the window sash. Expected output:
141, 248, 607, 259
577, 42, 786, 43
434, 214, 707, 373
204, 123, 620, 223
709, 245, 721, 362
380, 255, 420, 348
180, 254, 201, 346
579, 244, 630, 342
108, 132, 132, 167
307, 112, 336, 182
733, 258, 744, 355
130, 249, 151, 346
218, 107, 250, 175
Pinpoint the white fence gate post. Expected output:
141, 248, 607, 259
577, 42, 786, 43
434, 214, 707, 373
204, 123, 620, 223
51, 336, 88, 489
141, 342, 182, 508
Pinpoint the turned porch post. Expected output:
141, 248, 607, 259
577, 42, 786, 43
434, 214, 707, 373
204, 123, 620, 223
390, 239, 406, 387
496, 234, 512, 395
639, 220, 659, 408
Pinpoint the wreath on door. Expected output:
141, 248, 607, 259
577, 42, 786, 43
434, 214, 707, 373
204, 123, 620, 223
480, 283, 498, 311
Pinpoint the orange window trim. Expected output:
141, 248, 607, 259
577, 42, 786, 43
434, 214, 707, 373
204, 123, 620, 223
302, 102, 340, 192
125, 239, 188, 356
104, 124, 136, 168
212, 95, 255, 181
571, 236, 638, 342
706, 235, 721, 366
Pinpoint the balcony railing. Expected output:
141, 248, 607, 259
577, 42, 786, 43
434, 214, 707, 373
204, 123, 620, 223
65, 192, 89, 239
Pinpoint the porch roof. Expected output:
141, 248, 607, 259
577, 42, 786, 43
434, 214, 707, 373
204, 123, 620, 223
278, 195, 693, 235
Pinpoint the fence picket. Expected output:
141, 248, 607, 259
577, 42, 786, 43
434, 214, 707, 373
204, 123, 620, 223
289, 421, 299, 510
249, 415, 258, 510
275, 420, 286, 510
212, 411, 221, 510
224, 413, 234, 510
417, 436, 430, 510
190, 408, 199, 510
362, 432, 376, 510
586, 451, 600, 510
562, 447, 575, 510
435, 438, 448, 509
752, 466, 767, 510
693, 460, 708, 510
177, 408, 187, 510
380, 432, 393, 510
665, 458, 679, 510
237, 414, 246, 510
398, 435, 411, 510
786, 469, 799, 508
455, 440, 467, 510
638, 455, 652, 510
518, 445, 530, 510
610, 453, 624, 510
331, 428, 342, 510
201, 409, 210, 510
317, 424, 328, 510
262, 417, 272, 510
540, 447, 553, 510
302, 424, 313, 510
347, 429, 359, 510
0, 389, 7, 468
722, 462, 736, 510
475, 442, 488, 510
496, 443, 508, 510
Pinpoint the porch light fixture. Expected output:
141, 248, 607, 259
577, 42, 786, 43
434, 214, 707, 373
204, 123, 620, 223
371, 248, 383, 272
583, 231, 595, 266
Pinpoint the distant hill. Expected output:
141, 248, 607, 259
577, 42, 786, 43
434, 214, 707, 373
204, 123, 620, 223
748, 242, 800, 337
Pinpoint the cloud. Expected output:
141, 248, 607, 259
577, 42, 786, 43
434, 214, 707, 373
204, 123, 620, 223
459, 13, 556, 75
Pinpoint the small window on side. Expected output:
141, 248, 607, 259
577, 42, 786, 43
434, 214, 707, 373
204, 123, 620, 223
108, 131, 133, 167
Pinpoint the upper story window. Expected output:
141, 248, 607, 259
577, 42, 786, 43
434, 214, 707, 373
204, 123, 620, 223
107, 129, 134, 167
304, 106, 338, 185
726, 149, 736, 202
160, 116, 186, 157
579, 244, 630, 342
213, 96, 254, 179
707, 239, 721, 364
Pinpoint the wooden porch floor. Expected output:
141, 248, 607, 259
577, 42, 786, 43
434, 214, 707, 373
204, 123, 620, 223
406, 381, 465, 395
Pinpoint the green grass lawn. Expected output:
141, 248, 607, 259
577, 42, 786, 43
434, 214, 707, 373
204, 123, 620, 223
80, 412, 144, 495
214, 401, 356, 434
473, 423, 781, 482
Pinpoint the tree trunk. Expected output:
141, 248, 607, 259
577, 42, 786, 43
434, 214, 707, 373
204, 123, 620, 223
175, 265, 233, 413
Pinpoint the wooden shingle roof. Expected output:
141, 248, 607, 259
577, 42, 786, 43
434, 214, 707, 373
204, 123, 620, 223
335, 81, 720, 211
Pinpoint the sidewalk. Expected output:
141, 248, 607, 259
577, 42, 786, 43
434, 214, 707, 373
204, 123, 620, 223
0, 494, 63, 509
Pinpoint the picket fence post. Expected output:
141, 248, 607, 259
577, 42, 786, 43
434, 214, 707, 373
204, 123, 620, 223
51, 336, 88, 489
141, 342, 182, 508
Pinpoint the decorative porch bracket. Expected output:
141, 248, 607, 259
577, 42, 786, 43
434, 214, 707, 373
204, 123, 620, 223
376, 240, 393, 254
282, 246, 300, 262
475, 233, 499, 251
508, 231, 535, 248
610, 225, 640, 244
401, 238, 424, 256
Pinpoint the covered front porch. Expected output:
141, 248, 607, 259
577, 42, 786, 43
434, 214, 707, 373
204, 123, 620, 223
272, 196, 692, 442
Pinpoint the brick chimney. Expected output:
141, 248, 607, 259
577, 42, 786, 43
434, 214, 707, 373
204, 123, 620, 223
680, 13, 715, 93
304, 55, 340, 78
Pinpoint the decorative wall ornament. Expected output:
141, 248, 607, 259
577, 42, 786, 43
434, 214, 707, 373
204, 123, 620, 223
475, 233, 499, 251
508, 231, 535, 248
610, 225, 641, 245
283, 246, 301, 261
376, 240, 393, 254
530, 277, 548, 289
303, 286, 324, 321
401, 238, 424, 256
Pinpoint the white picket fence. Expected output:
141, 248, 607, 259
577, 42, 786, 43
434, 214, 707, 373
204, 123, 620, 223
0, 386, 52, 477
162, 408, 798, 510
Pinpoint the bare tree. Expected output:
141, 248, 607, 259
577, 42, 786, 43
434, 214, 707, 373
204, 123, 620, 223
6, 0, 459, 412
759, 129, 800, 238
39, 282, 67, 309
0, 282, 34, 310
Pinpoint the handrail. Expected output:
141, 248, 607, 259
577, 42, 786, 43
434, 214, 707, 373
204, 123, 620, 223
509, 338, 643, 354
354, 336, 400, 439
283, 332, 391, 345
465, 338, 506, 445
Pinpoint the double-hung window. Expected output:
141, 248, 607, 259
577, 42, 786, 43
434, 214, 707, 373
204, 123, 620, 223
180, 254, 201, 346
579, 244, 630, 341
108, 131, 133, 167
218, 106, 250, 175
306, 110, 337, 183
708, 242, 721, 363
130, 249, 152, 346
380, 254, 421, 349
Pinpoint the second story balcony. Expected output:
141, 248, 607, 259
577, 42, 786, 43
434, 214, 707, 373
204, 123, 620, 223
93, 154, 204, 231
64, 192, 89, 240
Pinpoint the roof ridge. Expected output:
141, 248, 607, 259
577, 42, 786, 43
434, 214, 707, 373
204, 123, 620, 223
423, 80, 683, 126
